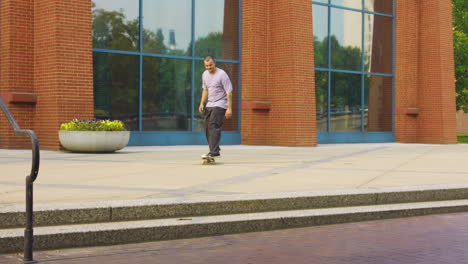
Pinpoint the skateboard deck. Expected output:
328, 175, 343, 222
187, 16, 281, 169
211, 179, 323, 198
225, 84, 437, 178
201, 156, 216, 165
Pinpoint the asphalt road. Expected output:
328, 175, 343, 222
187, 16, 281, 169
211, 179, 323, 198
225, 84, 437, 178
1, 212, 467, 264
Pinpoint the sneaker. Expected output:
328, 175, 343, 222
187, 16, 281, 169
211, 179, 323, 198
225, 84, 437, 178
201, 153, 221, 158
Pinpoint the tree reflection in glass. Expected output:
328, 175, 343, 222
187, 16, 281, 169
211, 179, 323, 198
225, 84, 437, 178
142, 57, 191, 131
93, 52, 139, 131
330, 72, 361, 132
92, 0, 139, 51
313, 4, 329, 68
330, 8, 362, 71
315, 71, 328, 131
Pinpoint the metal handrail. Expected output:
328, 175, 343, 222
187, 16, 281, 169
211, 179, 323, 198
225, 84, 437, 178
0, 96, 40, 264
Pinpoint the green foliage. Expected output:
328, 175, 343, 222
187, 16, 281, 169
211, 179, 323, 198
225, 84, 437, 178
457, 133, 468, 143
453, 0, 468, 110
60, 119, 126, 131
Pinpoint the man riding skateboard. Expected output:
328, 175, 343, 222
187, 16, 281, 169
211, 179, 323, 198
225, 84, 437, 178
198, 56, 233, 160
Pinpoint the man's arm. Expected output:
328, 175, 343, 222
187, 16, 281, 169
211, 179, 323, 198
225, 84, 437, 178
225, 92, 232, 119
199, 89, 208, 113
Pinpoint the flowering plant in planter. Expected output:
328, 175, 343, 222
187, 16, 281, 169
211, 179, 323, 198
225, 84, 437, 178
59, 119, 129, 153
60, 118, 126, 131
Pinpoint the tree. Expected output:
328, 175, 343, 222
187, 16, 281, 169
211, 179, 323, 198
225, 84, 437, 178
453, 0, 468, 111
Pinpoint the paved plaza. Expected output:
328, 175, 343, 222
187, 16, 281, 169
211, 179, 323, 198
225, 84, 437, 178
1, 143, 468, 207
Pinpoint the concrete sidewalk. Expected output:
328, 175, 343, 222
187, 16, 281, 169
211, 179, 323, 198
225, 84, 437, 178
1, 143, 468, 207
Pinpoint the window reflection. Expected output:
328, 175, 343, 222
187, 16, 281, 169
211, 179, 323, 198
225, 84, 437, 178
364, 75, 392, 132
143, 0, 191, 56
330, 0, 361, 9
365, 0, 393, 14
92, 0, 139, 51
364, 14, 392, 74
142, 57, 191, 131
330, 72, 361, 132
313, 4, 329, 68
195, 0, 239, 60
315, 71, 328, 131
92, 1, 241, 133
330, 8, 362, 71
93, 52, 139, 130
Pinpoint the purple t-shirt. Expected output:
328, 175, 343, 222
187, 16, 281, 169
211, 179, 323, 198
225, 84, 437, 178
202, 68, 233, 109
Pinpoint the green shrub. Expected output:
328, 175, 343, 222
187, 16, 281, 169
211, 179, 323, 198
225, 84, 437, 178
458, 133, 468, 143
60, 119, 126, 131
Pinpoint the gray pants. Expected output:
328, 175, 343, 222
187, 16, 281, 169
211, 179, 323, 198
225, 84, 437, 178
205, 107, 226, 155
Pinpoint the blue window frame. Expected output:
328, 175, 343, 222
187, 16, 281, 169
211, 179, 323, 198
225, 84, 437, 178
92, 0, 242, 145
312, 0, 395, 143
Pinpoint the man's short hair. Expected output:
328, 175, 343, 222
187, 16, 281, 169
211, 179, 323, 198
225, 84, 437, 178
204, 55, 215, 62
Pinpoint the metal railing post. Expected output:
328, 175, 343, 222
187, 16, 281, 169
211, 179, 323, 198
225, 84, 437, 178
0, 96, 40, 263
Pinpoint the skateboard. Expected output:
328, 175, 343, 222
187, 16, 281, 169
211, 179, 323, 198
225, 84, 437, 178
201, 156, 216, 165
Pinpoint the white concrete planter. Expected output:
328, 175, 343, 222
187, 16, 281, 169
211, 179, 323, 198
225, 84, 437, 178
59, 131, 130, 153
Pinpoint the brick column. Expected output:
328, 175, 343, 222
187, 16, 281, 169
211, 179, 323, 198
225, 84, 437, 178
0, 0, 35, 149
242, 0, 316, 146
416, 0, 457, 143
241, 0, 270, 145
395, 0, 420, 142
34, 0, 94, 149
268, 0, 316, 146
395, 0, 457, 144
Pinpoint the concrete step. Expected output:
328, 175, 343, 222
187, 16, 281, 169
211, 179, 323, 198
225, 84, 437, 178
2, 185, 468, 229
2, 199, 468, 253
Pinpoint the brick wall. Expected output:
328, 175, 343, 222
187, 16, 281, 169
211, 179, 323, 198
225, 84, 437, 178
241, 0, 270, 145
242, 0, 316, 146
0, 0, 35, 149
395, 0, 457, 144
415, 0, 457, 143
0, 0, 93, 150
34, 0, 94, 149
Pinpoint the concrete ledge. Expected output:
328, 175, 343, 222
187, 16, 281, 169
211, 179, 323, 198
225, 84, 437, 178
2, 184, 468, 229
2, 200, 468, 253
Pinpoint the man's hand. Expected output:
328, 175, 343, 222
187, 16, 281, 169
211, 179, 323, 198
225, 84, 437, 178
199, 104, 204, 114
225, 108, 232, 119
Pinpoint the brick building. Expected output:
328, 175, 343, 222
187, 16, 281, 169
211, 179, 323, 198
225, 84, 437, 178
0, 0, 457, 150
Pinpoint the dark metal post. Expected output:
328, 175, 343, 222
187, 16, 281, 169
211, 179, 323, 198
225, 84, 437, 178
0, 97, 39, 263
23, 177, 35, 263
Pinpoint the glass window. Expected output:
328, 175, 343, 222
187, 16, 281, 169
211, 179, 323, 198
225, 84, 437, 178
313, 4, 329, 68
365, 0, 393, 15
364, 75, 392, 132
330, 8, 362, 71
92, 1, 241, 134
194, 61, 239, 132
364, 14, 393, 74
93, 52, 139, 131
195, 0, 239, 60
142, 57, 191, 131
312, 1, 393, 135
315, 71, 328, 131
92, 0, 139, 51
313, 0, 329, 3
142, 0, 192, 56
330, 72, 361, 132
330, 0, 362, 9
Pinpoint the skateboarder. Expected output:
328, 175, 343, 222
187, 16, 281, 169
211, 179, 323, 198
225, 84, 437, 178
198, 55, 233, 159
